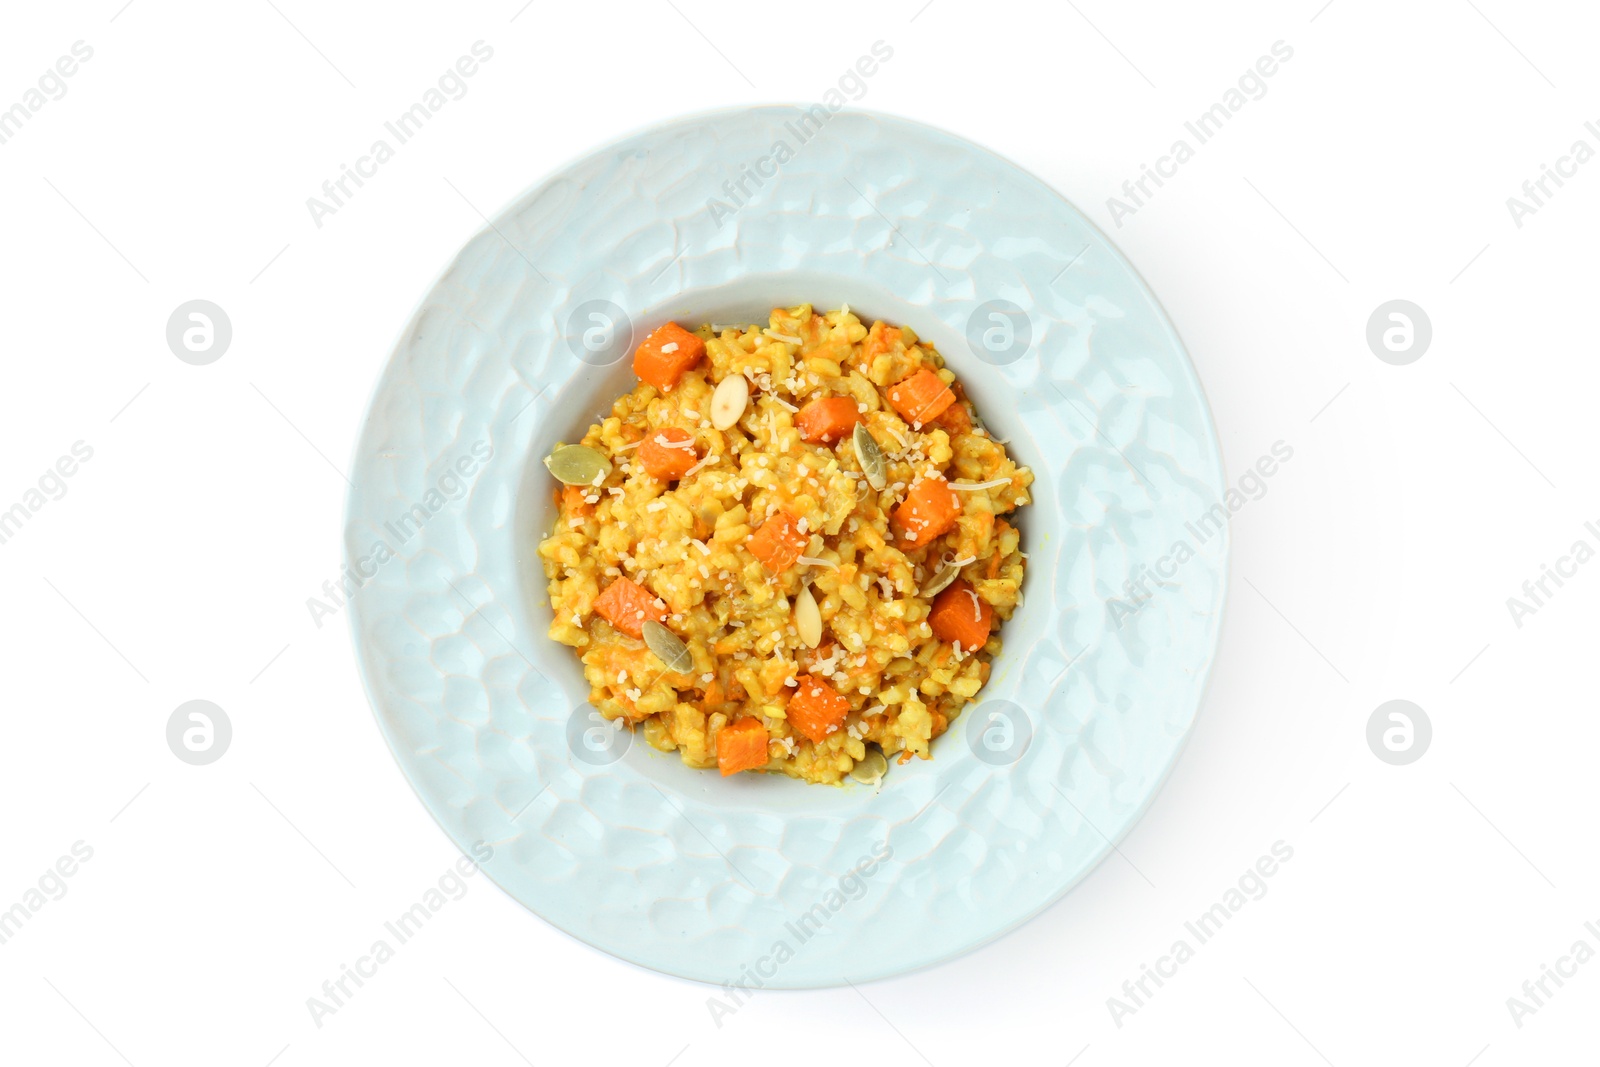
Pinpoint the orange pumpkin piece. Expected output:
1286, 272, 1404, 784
795, 396, 860, 444
932, 401, 971, 436
637, 426, 698, 480
747, 509, 809, 573
632, 322, 705, 392
887, 368, 955, 427
928, 579, 993, 651
861, 322, 902, 360
591, 577, 668, 639
891, 477, 960, 548
786, 674, 851, 743
717, 717, 771, 776
560, 484, 593, 517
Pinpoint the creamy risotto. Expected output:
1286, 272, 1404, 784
537, 304, 1031, 785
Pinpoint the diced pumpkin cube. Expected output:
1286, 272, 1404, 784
560, 484, 593, 518
592, 577, 668, 639
862, 322, 902, 360
932, 401, 971, 436
887, 368, 955, 427
633, 322, 705, 392
786, 674, 850, 743
638, 426, 698, 480
891, 477, 960, 548
928, 579, 993, 651
795, 396, 860, 444
747, 509, 809, 573
717, 717, 770, 776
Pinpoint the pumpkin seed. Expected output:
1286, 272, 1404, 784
710, 374, 749, 431
544, 444, 611, 486
852, 423, 886, 491
919, 562, 960, 598
642, 620, 693, 673
849, 747, 888, 785
795, 583, 822, 648
898, 324, 918, 347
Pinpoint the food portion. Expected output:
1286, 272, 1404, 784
537, 305, 1032, 785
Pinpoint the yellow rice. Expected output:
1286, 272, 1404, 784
537, 304, 1031, 784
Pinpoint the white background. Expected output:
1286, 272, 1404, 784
2, 0, 1595, 1064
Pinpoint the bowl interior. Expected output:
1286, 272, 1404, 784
513, 270, 1048, 814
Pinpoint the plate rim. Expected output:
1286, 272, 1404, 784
343, 103, 1232, 988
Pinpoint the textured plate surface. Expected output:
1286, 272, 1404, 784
345, 107, 1228, 988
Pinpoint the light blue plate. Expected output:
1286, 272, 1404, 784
345, 107, 1227, 988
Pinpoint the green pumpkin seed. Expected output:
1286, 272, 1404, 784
849, 748, 888, 785
642, 620, 693, 673
852, 423, 886, 491
919, 563, 960, 598
544, 444, 611, 486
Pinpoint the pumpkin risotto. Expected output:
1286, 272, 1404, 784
537, 304, 1032, 785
